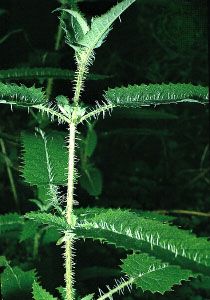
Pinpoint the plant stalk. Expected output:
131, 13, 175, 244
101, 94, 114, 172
65, 122, 76, 300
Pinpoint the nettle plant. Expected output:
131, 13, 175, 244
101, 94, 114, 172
0, 1, 209, 300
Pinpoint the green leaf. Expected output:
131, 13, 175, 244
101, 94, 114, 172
21, 130, 68, 185
61, 9, 89, 45
80, 166, 102, 196
121, 253, 194, 294
32, 281, 58, 300
75, 209, 210, 276
85, 126, 97, 157
0, 82, 47, 107
104, 83, 208, 107
0, 213, 23, 233
0, 256, 9, 267
25, 212, 68, 231
1, 266, 36, 299
0, 68, 110, 81
20, 220, 39, 242
78, 0, 136, 50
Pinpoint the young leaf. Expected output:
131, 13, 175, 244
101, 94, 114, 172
78, 0, 136, 50
25, 212, 68, 231
1, 266, 36, 299
0, 82, 47, 107
80, 165, 102, 197
21, 130, 68, 185
32, 281, 58, 300
61, 9, 89, 46
104, 83, 208, 107
121, 253, 194, 294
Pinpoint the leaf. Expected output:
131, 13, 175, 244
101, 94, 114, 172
0, 213, 23, 233
1, 266, 36, 299
104, 83, 208, 107
0, 256, 9, 267
80, 166, 102, 196
61, 9, 89, 45
0, 68, 110, 81
78, 0, 136, 50
121, 253, 194, 294
25, 212, 68, 231
75, 209, 210, 276
85, 126, 97, 157
32, 281, 58, 300
21, 130, 68, 185
20, 220, 39, 242
0, 82, 47, 107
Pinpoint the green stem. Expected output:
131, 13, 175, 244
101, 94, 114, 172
0, 138, 19, 209
96, 277, 134, 300
65, 122, 76, 300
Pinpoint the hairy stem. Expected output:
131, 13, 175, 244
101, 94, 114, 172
73, 49, 93, 104
97, 277, 134, 300
65, 122, 76, 300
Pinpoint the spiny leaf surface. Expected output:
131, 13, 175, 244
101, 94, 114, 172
76, 209, 210, 270
78, 0, 136, 50
104, 83, 208, 107
0, 82, 47, 106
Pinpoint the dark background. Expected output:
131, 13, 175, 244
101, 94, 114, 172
0, 0, 209, 299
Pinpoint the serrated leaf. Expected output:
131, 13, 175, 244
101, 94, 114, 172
121, 253, 194, 294
32, 281, 58, 300
1, 266, 36, 299
25, 212, 68, 231
0, 68, 109, 81
61, 9, 89, 45
75, 209, 210, 276
0, 213, 23, 233
78, 0, 135, 50
0, 82, 47, 107
80, 166, 102, 196
104, 83, 208, 107
21, 130, 68, 185
20, 220, 39, 242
